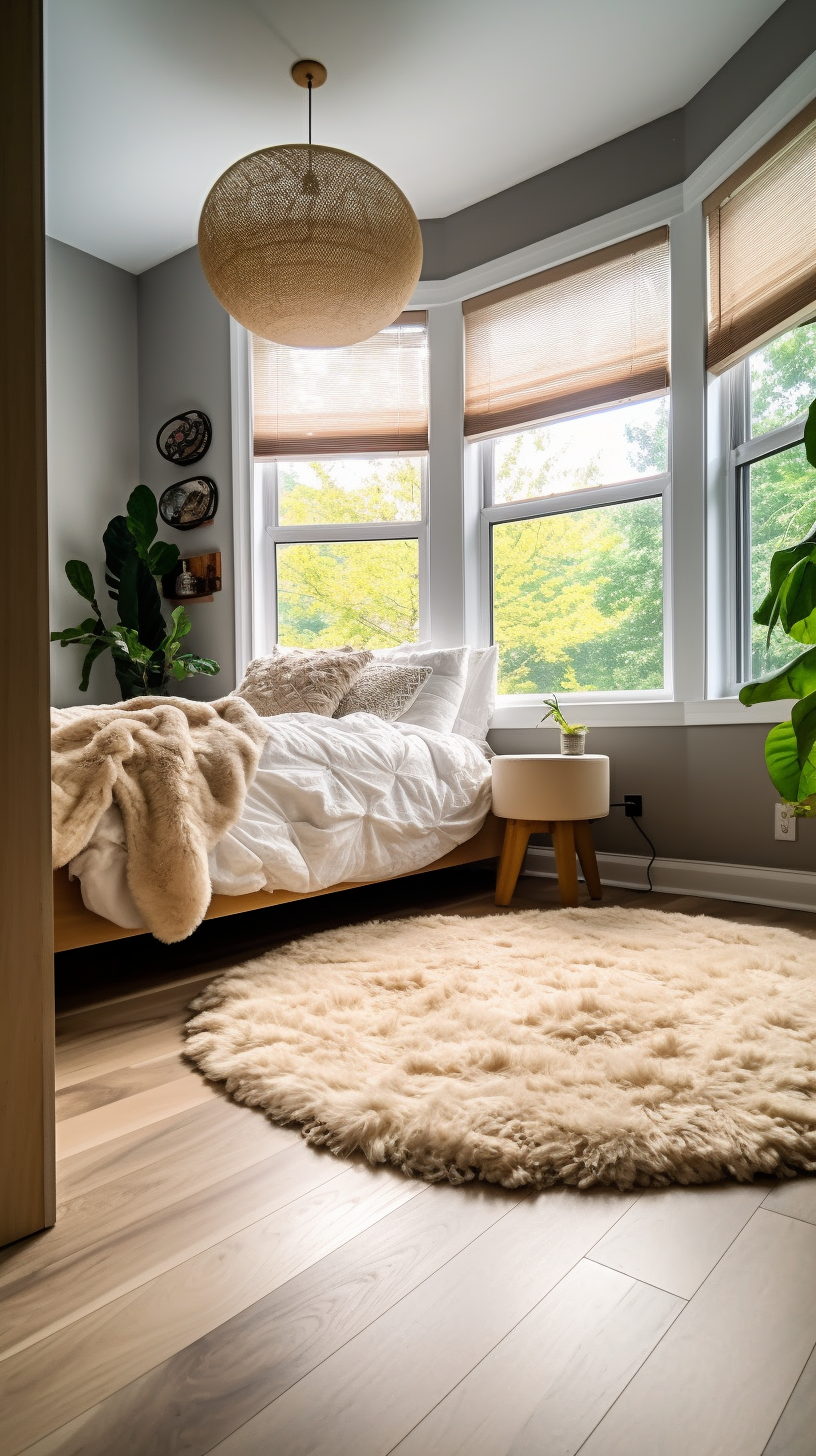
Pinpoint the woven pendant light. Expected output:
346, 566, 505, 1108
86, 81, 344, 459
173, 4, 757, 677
198, 60, 423, 348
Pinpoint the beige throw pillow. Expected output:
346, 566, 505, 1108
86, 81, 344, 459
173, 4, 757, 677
235, 647, 372, 717
334, 662, 432, 722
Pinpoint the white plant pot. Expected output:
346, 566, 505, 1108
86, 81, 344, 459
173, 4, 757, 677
560, 730, 587, 756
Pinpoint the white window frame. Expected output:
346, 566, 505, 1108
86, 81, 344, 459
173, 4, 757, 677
478, 421, 674, 712
720, 355, 809, 694
251, 454, 430, 656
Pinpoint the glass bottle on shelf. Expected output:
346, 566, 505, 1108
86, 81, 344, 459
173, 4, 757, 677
174, 559, 197, 597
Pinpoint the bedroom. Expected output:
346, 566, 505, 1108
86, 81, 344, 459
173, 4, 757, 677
3, 0, 816, 1450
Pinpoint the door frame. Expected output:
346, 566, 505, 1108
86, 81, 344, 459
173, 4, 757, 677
0, 0, 56, 1246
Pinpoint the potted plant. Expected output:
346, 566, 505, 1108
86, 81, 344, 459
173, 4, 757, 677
739, 396, 816, 814
51, 484, 220, 699
538, 694, 588, 755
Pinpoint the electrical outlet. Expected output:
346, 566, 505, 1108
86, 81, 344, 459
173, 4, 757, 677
775, 802, 797, 841
623, 794, 642, 818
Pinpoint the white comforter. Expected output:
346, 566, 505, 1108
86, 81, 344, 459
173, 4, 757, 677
69, 712, 492, 929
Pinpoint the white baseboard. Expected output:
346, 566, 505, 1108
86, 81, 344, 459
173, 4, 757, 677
523, 846, 816, 914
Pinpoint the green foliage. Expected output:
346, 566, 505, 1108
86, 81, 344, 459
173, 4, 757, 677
52, 487, 218, 699
65, 560, 96, 604
623, 397, 669, 475
538, 695, 586, 733
276, 460, 422, 648
740, 357, 816, 809
806, 396, 816, 470
492, 496, 664, 694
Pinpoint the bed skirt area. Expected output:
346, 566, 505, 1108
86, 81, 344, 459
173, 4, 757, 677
53, 813, 505, 951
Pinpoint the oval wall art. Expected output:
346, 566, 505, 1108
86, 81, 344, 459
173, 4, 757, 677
159, 477, 218, 530
156, 410, 212, 464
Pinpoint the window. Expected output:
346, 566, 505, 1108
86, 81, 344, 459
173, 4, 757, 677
482, 400, 669, 695
465, 230, 671, 698
252, 315, 429, 650
705, 99, 816, 690
727, 321, 816, 684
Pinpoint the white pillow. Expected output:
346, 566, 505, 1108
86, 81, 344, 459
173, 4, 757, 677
452, 645, 498, 749
376, 645, 469, 734
372, 641, 432, 656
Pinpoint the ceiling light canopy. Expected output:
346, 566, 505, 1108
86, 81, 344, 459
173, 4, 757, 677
198, 60, 423, 348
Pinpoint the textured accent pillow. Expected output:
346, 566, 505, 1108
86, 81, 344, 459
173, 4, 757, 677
376, 646, 470, 734
334, 662, 432, 721
452, 645, 498, 751
234, 647, 372, 717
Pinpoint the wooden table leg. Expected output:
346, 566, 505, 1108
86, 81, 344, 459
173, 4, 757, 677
495, 819, 533, 905
574, 819, 602, 900
551, 820, 579, 907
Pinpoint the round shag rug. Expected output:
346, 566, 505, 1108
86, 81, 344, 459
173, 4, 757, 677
184, 907, 816, 1190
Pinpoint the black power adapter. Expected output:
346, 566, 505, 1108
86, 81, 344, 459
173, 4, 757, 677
611, 795, 655, 890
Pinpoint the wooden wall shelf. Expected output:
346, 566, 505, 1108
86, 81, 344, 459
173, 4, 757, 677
162, 550, 221, 603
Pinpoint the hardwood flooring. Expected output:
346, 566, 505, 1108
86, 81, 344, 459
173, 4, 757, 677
3, 865, 816, 1455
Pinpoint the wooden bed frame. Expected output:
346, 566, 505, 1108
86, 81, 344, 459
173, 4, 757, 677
53, 814, 506, 952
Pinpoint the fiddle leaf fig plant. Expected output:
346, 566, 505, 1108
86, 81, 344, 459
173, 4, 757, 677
51, 484, 219, 699
739, 395, 816, 813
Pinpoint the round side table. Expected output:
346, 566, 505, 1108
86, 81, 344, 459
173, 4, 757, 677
491, 754, 610, 907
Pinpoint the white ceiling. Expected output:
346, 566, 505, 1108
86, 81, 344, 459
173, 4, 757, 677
45, 0, 782, 275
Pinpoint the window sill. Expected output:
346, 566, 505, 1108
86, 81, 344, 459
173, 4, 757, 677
489, 695, 796, 730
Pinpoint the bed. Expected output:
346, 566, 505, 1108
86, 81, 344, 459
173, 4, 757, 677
53, 815, 505, 952
54, 645, 502, 952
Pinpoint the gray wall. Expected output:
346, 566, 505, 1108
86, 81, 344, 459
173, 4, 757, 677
489, 725, 816, 874
137, 247, 235, 699
46, 238, 139, 706
419, 0, 816, 278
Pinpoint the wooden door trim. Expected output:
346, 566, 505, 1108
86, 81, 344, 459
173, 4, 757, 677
0, 0, 56, 1245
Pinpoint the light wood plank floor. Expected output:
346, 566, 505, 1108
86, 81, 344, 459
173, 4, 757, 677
3, 865, 816, 1456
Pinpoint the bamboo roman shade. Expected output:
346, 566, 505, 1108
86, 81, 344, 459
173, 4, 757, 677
705, 98, 816, 374
463, 228, 670, 439
253, 311, 428, 457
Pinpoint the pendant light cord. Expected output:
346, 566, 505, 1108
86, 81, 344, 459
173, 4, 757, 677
308, 77, 312, 144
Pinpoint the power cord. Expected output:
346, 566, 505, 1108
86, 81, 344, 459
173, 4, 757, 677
610, 801, 657, 893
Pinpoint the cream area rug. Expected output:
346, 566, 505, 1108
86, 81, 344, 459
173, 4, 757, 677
184, 907, 816, 1190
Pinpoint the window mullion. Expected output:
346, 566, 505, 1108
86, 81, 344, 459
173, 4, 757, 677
269, 521, 422, 544
483, 474, 669, 526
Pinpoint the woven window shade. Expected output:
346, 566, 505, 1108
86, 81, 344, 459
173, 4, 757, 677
463, 228, 670, 439
253, 312, 428, 458
705, 98, 816, 375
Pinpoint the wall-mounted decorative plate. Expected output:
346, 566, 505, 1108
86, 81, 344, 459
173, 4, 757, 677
156, 410, 212, 464
159, 476, 218, 530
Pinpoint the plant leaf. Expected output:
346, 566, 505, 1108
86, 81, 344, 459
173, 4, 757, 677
51, 626, 91, 643
739, 645, 816, 705
147, 540, 179, 577
79, 637, 109, 692
792, 690, 816, 768
65, 560, 96, 603
779, 555, 816, 635
126, 485, 158, 559
804, 396, 816, 470
789, 608, 816, 645
103, 515, 133, 602
177, 654, 220, 675
764, 722, 804, 800
116, 550, 141, 631
171, 605, 192, 639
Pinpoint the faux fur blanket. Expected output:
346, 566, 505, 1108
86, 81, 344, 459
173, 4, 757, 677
51, 696, 269, 943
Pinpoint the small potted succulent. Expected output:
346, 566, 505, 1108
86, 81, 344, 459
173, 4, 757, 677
538, 694, 588, 755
